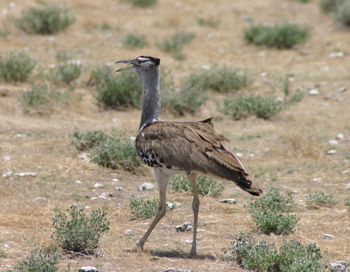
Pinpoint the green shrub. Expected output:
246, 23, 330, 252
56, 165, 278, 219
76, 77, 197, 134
243, 21, 310, 49
190, 65, 252, 93
71, 128, 110, 151
197, 17, 221, 28
129, 197, 159, 219
171, 174, 224, 196
220, 94, 284, 120
122, 34, 149, 48
0, 51, 36, 82
90, 135, 142, 172
320, 0, 342, 12
157, 32, 195, 60
333, 0, 350, 26
21, 84, 72, 109
55, 51, 72, 62
248, 187, 299, 235
125, 0, 158, 7
49, 62, 82, 85
88, 66, 142, 109
52, 205, 110, 253
305, 191, 336, 208
12, 248, 60, 272
223, 232, 326, 272
15, 5, 75, 34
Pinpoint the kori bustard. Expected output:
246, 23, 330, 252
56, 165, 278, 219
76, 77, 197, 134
116, 56, 262, 256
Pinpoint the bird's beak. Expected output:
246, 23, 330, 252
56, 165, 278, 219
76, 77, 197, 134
115, 59, 136, 72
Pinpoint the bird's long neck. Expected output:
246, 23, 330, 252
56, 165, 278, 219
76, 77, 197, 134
139, 68, 160, 130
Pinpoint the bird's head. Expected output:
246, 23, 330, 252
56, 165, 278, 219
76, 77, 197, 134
115, 56, 160, 74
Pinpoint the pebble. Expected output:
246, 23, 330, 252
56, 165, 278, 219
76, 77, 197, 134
94, 183, 104, 188
78, 267, 98, 272
125, 229, 133, 236
322, 233, 335, 239
164, 269, 192, 272
112, 178, 119, 182
336, 133, 344, 139
328, 140, 338, 146
329, 261, 347, 272
290, 190, 299, 194
329, 52, 344, 58
345, 183, 350, 190
75, 180, 83, 184
114, 186, 124, 191
338, 87, 347, 92
327, 150, 337, 155
343, 170, 350, 174
139, 182, 154, 191
308, 89, 319, 96
16, 172, 37, 177
219, 198, 236, 204
176, 222, 192, 232
2, 156, 11, 161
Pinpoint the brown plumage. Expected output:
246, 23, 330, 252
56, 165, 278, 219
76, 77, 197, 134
136, 118, 261, 196
115, 56, 262, 257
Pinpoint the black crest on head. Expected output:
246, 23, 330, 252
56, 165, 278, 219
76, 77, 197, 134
138, 56, 160, 66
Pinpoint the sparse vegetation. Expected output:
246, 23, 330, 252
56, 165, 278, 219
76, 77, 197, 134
222, 232, 326, 271
320, 0, 342, 12
157, 32, 195, 60
122, 34, 149, 48
72, 129, 142, 172
244, 21, 310, 49
0, 51, 36, 82
333, 0, 350, 27
129, 197, 159, 219
171, 174, 224, 196
49, 62, 82, 86
52, 205, 110, 253
305, 191, 336, 208
125, 0, 158, 7
197, 17, 221, 28
248, 187, 299, 234
10, 248, 60, 272
88, 65, 142, 109
15, 5, 76, 34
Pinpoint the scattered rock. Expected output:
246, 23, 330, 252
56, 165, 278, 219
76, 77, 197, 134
328, 140, 338, 146
125, 229, 133, 236
112, 178, 119, 182
2, 171, 13, 177
94, 183, 104, 188
338, 87, 347, 93
343, 170, 350, 175
75, 180, 83, 184
166, 201, 181, 210
78, 153, 89, 159
329, 261, 347, 272
236, 152, 243, 157
139, 182, 154, 191
336, 133, 345, 139
329, 52, 344, 58
290, 190, 299, 194
176, 222, 192, 232
98, 192, 109, 199
16, 172, 37, 177
114, 186, 124, 191
14, 133, 26, 138
327, 150, 337, 155
2, 155, 11, 162
323, 233, 335, 239
286, 169, 294, 174
309, 89, 319, 96
164, 269, 192, 272
345, 183, 350, 190
219, 198, 236, 204
78, 267, 98, 272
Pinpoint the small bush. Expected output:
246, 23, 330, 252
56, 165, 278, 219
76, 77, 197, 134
129, 196, 159, 219
171, 174, 224, 196
320, 0, 342, 12
197, 17, 221, 28
122, 34, 149, 48
71, 128, 110, 151
333, 0, 350, 27
21, 84, 72, 109
0, 51, 36, 82
191, 65, 252, 93
49, 61, 82, 85
52, 205, 110, 253
157, 32, 195, 60
222, 232, 326, 272
15, 5, 75, 34
248, 187, 299, 235
305, 191, 336, 208
243, 21, 310, 49
88, 66, 142, 109
12, 248, 60, 272
90, 136, 142, 171
125, 0, 158, 7
55, 51, 72, 62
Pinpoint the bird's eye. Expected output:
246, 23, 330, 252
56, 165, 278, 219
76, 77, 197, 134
137, 59, 142, 64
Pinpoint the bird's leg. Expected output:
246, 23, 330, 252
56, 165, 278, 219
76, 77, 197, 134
188, 173, 199, 257
137, 168, 169, 251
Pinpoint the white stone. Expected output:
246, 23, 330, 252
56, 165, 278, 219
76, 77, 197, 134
16, 172, 37, 177
139, 182, 154, 191
338, 87, 347, 92
14, 133, 26, 138
343, 170, 350, 174
125, 229, 133, 236
345, 183, 350, 190
327, 150, 337, 155
311, 178, 322, 182
112, 178, 119, 182
75, 180, 83, 184
94, 183, 104, 188
322, 233, 335, 239
78, 267, 98, 272
114, 186, 124, 191
329, 52, 344, 58
236, 152, 242, 157
336, 133, 344, 140
308, 89, 319, 95
3, 155, 11, 161
329, 261, 347, 272
219, 198, 236, 204
329, 140, 338, 146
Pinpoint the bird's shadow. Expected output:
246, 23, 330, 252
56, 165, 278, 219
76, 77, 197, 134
125, 248, 216, 260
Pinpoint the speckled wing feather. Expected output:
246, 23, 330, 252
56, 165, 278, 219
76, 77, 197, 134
135, 118, 262, 196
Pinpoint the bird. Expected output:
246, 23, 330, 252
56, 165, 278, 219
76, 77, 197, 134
115, 55, 262, 257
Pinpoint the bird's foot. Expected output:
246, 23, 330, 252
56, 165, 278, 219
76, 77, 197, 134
136, 240, 145, 253
189, 248, 197, 258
